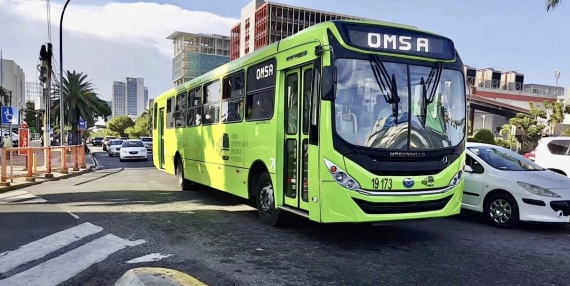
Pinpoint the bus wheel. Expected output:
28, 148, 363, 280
176, 159, 193, 191
255, 171, 287, 226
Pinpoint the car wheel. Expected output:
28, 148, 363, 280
484, 192, 520, 228
255, 171, 289, 227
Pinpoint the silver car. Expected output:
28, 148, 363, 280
107, 139, 124, 157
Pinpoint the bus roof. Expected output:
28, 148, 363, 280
154, 19, 452, 102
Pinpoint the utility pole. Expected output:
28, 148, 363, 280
39, 43, 53, 167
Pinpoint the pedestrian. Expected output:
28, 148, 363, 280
3, 134, 12, 160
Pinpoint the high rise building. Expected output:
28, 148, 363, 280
112, 77, 148, 118
166, 32, 230, 86
230, 0, 376, 60
25, 82, 42, 103
0, 58, 25, 108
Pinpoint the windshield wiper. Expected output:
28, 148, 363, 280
419, 61, 444, 128
370, 55, 400, 123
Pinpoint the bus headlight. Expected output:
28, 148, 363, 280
324, 159, 360, 190
448, 168, 463, 187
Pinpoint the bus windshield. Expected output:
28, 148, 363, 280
334, 58, 466, 150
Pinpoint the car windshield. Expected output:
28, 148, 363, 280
468, 146, 545, 171
334, 58, 466, 150
140, 138, 152, 142
122, 141, 144, 148
110, 140, 123, 145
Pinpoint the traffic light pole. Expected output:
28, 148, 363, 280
59, 0, 71, 146
39, 43, 53, 169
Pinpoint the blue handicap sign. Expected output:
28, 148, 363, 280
1, 106, 19, 124
79, 119, 86, 130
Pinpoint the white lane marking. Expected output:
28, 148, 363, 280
0, 234, 145, 286
0, 222, 103, 274
126, 253, 173, 264
0, 193, 36, 204
16, 198, 48, 204
67, 211, 80, 219
0, 190, 28, 200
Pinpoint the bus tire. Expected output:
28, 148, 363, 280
255, 171, 287, 226
176, 159, 193, 191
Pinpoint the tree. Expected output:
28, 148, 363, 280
505, 103, 546, 152
106, 115, 134, 137
547, 0, 561, 11
23, 101, 41, 133
125, 113, 151, 138
51, 70, 107, 144
543, 101, 570, 134
92, 97, 112, 120
473, 129, 496, 144
0, 87, 10, 106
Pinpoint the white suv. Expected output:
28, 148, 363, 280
534, 136, 570, 177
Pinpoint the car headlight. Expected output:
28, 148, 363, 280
324, 159, 360, 190
448, 168, 463, 187
517, 182, 560, 198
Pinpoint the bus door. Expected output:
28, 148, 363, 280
283, 65, 312, 212
158, 107, 165, 169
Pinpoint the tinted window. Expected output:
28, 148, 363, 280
465, 154, 484, 174
122, 141, 144, 148
110, 140, 123, 145
546, 140, 570, 155
468, 146, 545, 171
140, 137, 152, 142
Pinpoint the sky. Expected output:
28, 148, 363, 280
0, 0, 568, 102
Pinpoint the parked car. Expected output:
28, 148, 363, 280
92, 137, 104, 146
462, 142, 570, 228
107, 139, 124, 157
119, 139, 148, 162
533, 136, 570, 177
139, 136, 152, 151
102, 136, 116, 151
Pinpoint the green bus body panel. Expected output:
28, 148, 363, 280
152, 20, 466, 223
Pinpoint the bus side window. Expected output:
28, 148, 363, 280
203, 80, 221, 125
166, 98, 174, 128
175, 91, 187, 128
246, 90, 275, 120
221, 72, 245, 123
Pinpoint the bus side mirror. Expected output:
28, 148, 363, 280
321, 66, 335, 101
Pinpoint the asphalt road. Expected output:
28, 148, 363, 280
1, 146, 570, 286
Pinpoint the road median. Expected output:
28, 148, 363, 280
114, 267, 208, 286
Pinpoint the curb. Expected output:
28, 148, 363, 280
0, 166, 96, 194
114, 267, 208, 286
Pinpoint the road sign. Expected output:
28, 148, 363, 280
1, 106, 19, 125
18, 128, 30, 156
79, 119, 86, 131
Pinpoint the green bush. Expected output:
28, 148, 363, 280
473, 129, 496, 145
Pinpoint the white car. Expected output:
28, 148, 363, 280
119, 139, 148, 162
462, 142, 570, 228
533, 136, 570, 177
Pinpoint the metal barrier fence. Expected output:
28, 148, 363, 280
0, 145, 87, 186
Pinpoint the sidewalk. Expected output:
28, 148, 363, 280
0, 146, 95, 194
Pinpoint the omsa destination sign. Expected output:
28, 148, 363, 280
336, 22, 456, 60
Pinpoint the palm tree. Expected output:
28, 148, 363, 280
51, 70, 104, 144
547, 0, 561, 11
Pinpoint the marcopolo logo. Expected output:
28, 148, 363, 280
403, 177, 414, 188
389, 152, 426, 158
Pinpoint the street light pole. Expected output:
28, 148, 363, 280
59, 0, 71, 146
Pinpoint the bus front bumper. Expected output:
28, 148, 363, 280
318, 180, 463, 223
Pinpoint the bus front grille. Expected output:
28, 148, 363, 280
352, 196, 452, 215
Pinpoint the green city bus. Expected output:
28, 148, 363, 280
152, 20, 467, 226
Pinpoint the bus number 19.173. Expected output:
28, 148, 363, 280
371, 178, 392, 190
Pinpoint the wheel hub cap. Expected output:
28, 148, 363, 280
489, 199, 512, 224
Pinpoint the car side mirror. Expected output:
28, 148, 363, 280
464, 165, 473, 173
